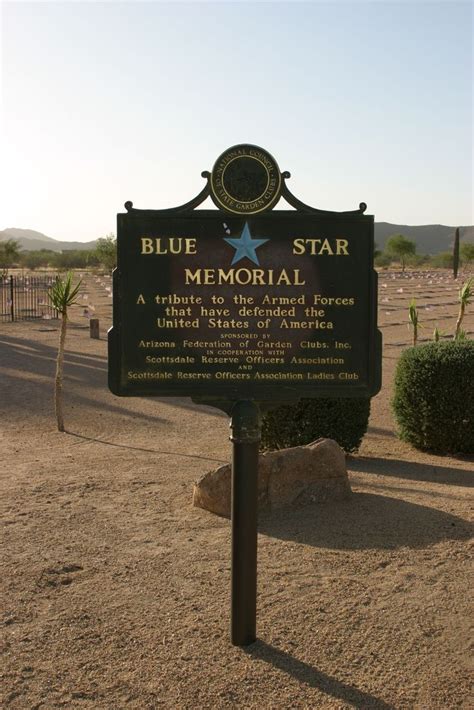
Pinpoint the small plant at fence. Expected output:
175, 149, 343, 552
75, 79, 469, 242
48, 272, 82, 432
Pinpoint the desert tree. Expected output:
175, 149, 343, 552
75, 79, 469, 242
95, 233, 117, 272
386, 234, 416, 272
48, 272, 82, 431
0, 239, 21, 277
460, 243, 474, 264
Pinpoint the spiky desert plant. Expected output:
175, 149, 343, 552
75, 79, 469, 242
408, 299, 420, 346
453, 227, 460, 279
454, 277, 473, 340
48, 272, 82, 431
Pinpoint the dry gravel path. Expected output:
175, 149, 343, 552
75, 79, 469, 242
1, 269, 473, 709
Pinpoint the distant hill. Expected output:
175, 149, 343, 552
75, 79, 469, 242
0, 228, 97, 252
374, 223, 474, 255
1, 223, 473, 255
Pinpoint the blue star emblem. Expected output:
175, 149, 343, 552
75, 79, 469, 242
223, 222, 269, 266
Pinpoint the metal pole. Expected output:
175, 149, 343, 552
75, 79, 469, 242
10, 275, 14, 322
229, 400, 261, 646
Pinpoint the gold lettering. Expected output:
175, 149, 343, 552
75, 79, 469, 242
185, 269, 201, 285
203, 269, 216, 285
292, 238, 305, 255
217, 269, 235, 284
185, 268, 305, 286
336, 239, 349, 255
319, 239, 334, 255
141, 237, 197, 255
291, 238, 350, 255
294, 270, 305, 285
141, 238, 153, 254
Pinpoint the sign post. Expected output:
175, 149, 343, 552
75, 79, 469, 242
108, 144, 382, 646
230, 400, 261, 646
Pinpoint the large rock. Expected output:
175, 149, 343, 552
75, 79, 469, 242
193, 438, 351, 518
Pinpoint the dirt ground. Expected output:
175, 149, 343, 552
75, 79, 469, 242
1, 269, 473, 709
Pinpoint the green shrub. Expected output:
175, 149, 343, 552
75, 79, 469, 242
430, 251, 453, 269
374, 252, 392, 268
261, 398, 371, 453
406, 253, 430, 267
392, 341, 474, 454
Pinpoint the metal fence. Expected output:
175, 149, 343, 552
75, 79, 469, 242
0, 275, 59, 322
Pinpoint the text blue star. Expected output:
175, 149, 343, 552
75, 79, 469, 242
224, 222, 269, 266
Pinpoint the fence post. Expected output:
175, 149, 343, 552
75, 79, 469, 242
10, 275, 14, 322
90, 318, 100, 339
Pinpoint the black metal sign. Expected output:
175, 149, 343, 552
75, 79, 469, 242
109, 147, 381, 402
108, 144, 382, 646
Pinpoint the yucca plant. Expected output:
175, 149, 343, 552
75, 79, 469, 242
48, 272, 82, 431
454, 277, 473, 340
408, 299, 420, 346
433, 327, 442, 342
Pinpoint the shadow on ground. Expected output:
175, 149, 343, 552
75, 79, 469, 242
246, 641, 395, 709
366, 426, 396, 438
66, 431, 227, 464
0, 333, 226, 421
259, 493, 472, 550
348, 456, 474, 487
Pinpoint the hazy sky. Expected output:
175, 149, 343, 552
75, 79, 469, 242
1, 1, 472, 242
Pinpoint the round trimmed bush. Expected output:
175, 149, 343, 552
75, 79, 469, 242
392, 341, 474, 454
261, 398, 370, 453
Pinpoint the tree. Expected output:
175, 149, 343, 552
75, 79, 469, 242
48, 272, 82, 431
0, 239, 21, 277
460, 243, 474, 264
20, 250, 55, 270
95, 233, 117, 271
53, 250, 97, 270
385, 234, 416, 272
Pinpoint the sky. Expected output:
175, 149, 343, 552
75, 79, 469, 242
0, 0, 472, 242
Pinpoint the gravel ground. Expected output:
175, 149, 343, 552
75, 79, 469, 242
1, 268, 473, 709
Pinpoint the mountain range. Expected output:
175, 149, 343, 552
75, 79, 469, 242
1, 224, 473, 255
0, 228, 97, 252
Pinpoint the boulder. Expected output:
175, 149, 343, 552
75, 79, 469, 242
193, 438, 351, 518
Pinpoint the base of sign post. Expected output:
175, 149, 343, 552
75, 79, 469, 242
229, 400, 261, 647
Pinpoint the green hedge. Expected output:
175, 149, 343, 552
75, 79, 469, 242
392, 341, 474, 454
261, 398, 370, 453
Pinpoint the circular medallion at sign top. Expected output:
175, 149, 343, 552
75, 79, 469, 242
210, 144, 282, 214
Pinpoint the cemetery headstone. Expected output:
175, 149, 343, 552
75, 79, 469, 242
90, 318, 100, 339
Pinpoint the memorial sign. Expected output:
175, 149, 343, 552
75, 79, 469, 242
108, 144, 382, 647
109, 146, 381, 402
